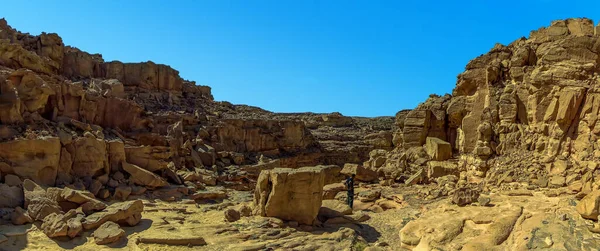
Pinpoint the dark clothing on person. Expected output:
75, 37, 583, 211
345, 176, 354, 208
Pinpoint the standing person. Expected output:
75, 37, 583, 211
345, 174, 355, 208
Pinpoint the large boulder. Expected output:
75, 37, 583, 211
122, 162, 169, 188
425, 137, 452, 161
341, 163, 377, 182
82, 200, 144, 230
358, 189, 381, 202
253, 167, 325, 225
577, 190, 600, 220
61, 187, 107, 214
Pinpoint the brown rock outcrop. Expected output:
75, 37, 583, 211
0, 138, 61, 186
124, 146, 171, 172
427, 161, 459, 180
213, 119, 316, 153
425, 137, 452, 161
66, 135, 109, 178
82, 200, 143, 230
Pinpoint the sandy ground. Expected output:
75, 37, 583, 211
1, 186, 599, 251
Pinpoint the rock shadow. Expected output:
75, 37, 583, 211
310, 222, 382, 244
1, 234, 29, 251
49, 219, 153, 249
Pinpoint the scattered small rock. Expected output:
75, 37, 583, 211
237, 203, 253, 217
478, 196, 491, 207
224, 208, 241, 222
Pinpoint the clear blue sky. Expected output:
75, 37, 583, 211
2, 1, 599, 117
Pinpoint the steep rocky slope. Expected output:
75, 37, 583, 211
366, 18, 600, 189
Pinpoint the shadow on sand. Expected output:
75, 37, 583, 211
0, 224, 35, 251
306, 222, 382, 244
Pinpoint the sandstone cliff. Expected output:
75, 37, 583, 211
365, 18, 600, 195
3, 17, 600, 200
0, 18, 392, 191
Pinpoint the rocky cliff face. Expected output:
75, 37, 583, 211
3, 17, 600, 197
0, 18, 393, 191
364, 18, 600, 193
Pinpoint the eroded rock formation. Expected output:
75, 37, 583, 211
2, 17, 600, 251
253, 166, 325, 225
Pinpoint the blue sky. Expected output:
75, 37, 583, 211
2, 1, 599, 117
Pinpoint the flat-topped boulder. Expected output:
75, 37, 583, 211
425, 137, 452, 161
82, 200, 143, 230
253, 166, 325, 225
